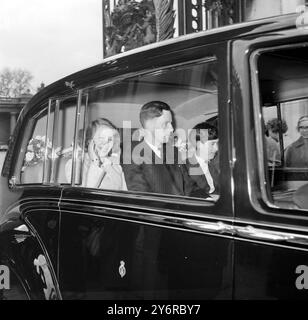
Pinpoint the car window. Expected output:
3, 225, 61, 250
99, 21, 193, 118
71, 59, 221, 201
20, 97, 78, 185
253, 44, 308, 211
20, 108, 51, 184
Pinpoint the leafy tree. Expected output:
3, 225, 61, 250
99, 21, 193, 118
104, 0, 175, 57
0, 68, 33, 98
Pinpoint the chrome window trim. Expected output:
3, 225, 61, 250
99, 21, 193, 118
43, 99, 53, 184
250, 42, 308, 215
71, 90, 82, 187
49, 100, 60, 184
71, 91, 89, 187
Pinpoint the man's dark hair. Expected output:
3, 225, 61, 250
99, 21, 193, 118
139, 101, 171, 128
193, 121, 218, 141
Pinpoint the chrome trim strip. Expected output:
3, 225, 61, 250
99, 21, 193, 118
185, 221, 234, 235
233, 224, 308, 247
79, 94, 88, 186
227, 40, 235, 216
59, 197, 231, 221
43, 100, 52, 184
233, 235, 308, 252
50, 100, 60, 184
26, 199, 232, 223
71, 91, 82, 187
56, 208, 235, 240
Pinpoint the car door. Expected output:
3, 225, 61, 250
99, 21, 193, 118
58, 42, 234, 300
232, 30, 308, 299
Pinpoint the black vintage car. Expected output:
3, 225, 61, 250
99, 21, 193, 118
2, 13, 308, 300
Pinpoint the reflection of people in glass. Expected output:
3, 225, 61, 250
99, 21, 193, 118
265, 118, 288, 166
285, 116, 308, 168
66, 118, 127, 190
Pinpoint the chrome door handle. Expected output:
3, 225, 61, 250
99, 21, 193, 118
184, 221, 233, 234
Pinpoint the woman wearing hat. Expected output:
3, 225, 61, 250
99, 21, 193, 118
285, 116, 308, 167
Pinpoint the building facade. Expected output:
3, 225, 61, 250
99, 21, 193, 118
103, 0, 305, 46
103, 0, 307, 146
0, 93, 33, 148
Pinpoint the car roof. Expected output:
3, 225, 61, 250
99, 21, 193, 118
20, 13, 299, 118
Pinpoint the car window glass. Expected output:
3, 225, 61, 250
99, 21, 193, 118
20, 97, 78, 185
72, 60, 220, 201
20, 108, 52, 184
256, 45, 308, 211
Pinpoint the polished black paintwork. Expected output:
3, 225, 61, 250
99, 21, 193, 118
1, 13, 308, 300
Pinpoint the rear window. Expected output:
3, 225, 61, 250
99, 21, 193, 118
253, 44, 308, 211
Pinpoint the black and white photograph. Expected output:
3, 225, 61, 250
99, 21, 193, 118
1, 0, 308, 304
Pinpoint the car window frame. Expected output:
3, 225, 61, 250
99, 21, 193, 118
250, 42, 308, 217
11, 106, 48, 186
69, 55, 229, 210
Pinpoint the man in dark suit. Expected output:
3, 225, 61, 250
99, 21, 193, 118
186, 121, 220, 198
122, 101, 209, 198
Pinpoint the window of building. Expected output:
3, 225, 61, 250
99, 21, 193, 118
72, 59, 220, 201
253, 44, 308, 211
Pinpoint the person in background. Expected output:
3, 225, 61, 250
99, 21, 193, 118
122, 101, 209, 198
187, 121, 220, 199
265, 118, 288, 166
285, 115, 308, 168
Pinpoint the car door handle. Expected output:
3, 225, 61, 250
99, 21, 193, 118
184, 221, 233, 235
235, 225, 307, 243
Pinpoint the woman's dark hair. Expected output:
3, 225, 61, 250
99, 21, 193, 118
193, 121, 218, 142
